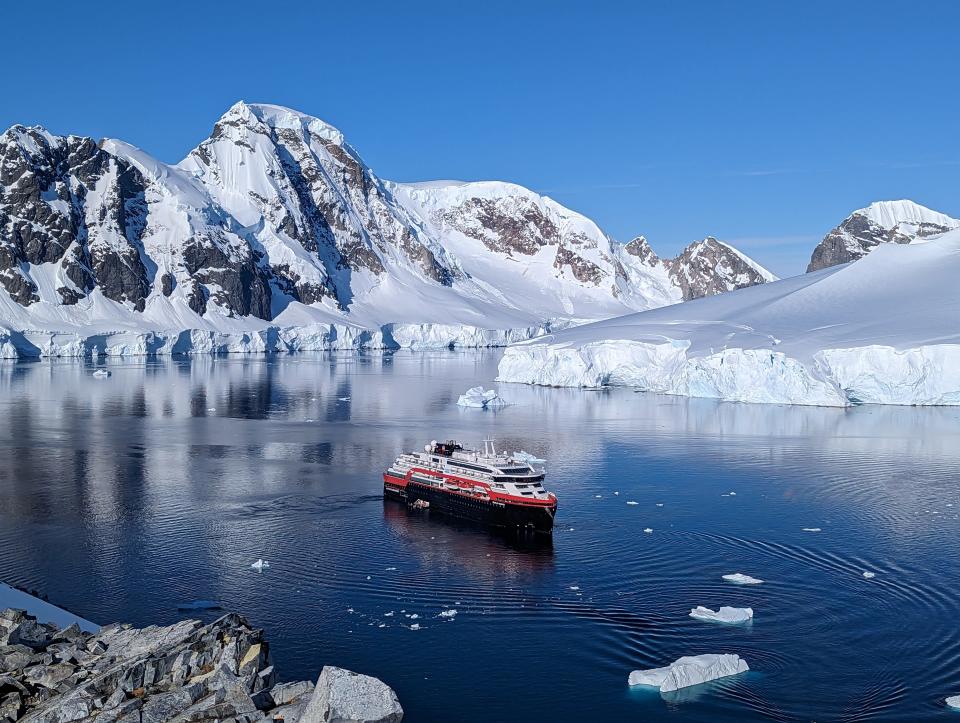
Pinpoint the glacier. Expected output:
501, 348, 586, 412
497, 230, 960, 407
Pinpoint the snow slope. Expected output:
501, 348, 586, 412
498, 230, 960, 406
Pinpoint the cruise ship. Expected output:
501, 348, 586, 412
383, 440, 557, 534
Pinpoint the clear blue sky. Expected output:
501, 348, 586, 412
4, 0, 958, 276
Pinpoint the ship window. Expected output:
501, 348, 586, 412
520, 491, 533, 496
499, 467, 531, 474
447, 460, 491, 473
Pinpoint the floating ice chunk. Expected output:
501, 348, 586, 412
722, 573, 763, 585
946, 695, 960, 709
385, 567, 397, 571
338, 396, 351, 401
513, 450, 546, 464
643, 528, 653, 534
862, 571, 876, 579
176, 600, 222, 611
614, 491, 620, 496
690, 606, 753, 624
729, 492, 737, 496
626, 501, 639, 506
92, 369, 111, 378
569, 585, 580, 591
408, 614, 419, 619
410, 623, 421, 630
456, 385, 507, 409
595, 495, 602, 498
207, 407, 216, 412
802, 527, 822, 532
250, 559, 270, 571
628, 654, 749, 692
438, 609, 457, 618
384, 612, 394, 617
656, 503, 664, 507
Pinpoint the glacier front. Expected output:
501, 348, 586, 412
497, 230, 960, 407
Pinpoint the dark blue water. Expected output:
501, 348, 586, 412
2, 352, 960, 721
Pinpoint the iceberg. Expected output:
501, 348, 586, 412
512, 450, 546, 464
628, 654, 749, 692
722, 573, 763, 585
862, 571, 876, 579
92, 369, 111, 378
250, 558, 270, 571
946, 695, 960, 709
176, 600, 223, 611
689, 606, 753, 624
456, 385, 507, 409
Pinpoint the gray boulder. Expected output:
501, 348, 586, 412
301, 667, 403, 723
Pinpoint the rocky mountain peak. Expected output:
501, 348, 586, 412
622, 235, 660, 266
807, 199, 960, 272
666, 236, 776, 301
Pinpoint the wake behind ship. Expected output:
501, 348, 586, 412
384, 440, 557, 534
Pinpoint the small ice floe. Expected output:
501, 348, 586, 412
92, 369, 111, 378
409, 623, 421, 630
626, 501, 639, 506
595, 495, 603, 498
946, 695, 960, 709
643, 528, 653, 534
207, 407, 216, 412
723, 573, 763, 585
656, 503, 664, 507
862, 571, 876, 579
176, 600, 222, 611
456, 386, 507, 409
569, 585, 580, 591
614, 491, 620, 496
384, 612, 394, 617
513, 450, 546, 464
250, 559, 270, 571
438, 609, 457, 618
408, 614, 419, 620
628, 654, 749, 692
338, 396, 351, 401
689, 606, 753, 624
802, 527, 822, 532
385, 567, 397, 571
366, 575, 371, 580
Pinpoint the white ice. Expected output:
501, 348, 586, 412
456, 385, 507, 409
689, 606, 753, 624
946, 695, 960, 709
512, 450, 547, 464
722, 573, 763, 585
250, 558, 270, 570
628, 654, 749, 692
438, 609, 457, 618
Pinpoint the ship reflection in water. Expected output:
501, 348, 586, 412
381, 497, 554, 582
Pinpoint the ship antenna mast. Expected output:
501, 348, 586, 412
483, 437, 497, 456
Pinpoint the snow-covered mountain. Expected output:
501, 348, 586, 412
807, 199, 959, 272
626, 235, 776, 301
498, 229, 960, 407
0, 102, 773, 356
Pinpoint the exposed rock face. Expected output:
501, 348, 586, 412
807, 199, 960, 272
301, 667, 403, 723
0, 127, 151, 310
0, 608, 402, 723
622, 235, 660, 266
665, 236, 776, 301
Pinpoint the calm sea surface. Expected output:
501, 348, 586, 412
2, 352, 960, 721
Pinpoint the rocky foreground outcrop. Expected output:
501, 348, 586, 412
0, 608, 402, 723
